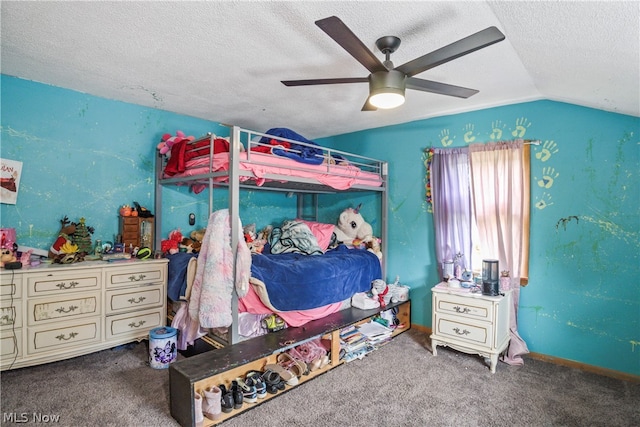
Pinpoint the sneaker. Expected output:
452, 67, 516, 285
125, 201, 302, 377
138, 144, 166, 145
235, 378, 257, 403
261, 314, 286, 332
219, 384, 234, 413
246, 371, 267, 399
230, 381, 244, 408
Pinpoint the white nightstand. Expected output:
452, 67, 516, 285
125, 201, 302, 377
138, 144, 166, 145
430, 283, 511, 373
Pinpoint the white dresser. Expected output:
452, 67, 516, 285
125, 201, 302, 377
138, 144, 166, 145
0, 258, 168, 370
430, 284, 511, 373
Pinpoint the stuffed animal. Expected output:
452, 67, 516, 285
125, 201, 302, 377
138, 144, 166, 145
0, 247, 17, 268
243, 223, 267, 254
48, 216, 78, 258
333, 205, 373, 246
353, 236, 382, 260
370, 279, 390, 308
157, 130, 195, 156
161, 229, 183, 255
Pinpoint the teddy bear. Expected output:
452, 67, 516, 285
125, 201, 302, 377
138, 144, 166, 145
179, 228, 206, 253
333, 204, 373, 246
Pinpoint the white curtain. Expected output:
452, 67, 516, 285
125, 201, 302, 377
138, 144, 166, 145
430, 148, 473, 276
469, 141, 530, 365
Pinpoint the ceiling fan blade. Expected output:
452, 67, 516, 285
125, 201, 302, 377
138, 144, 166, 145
407, 77, 479, 98
282, 77, 368, 86
396, 26, 505, 77
315, 16, 387, 74
361, 98, 377, 111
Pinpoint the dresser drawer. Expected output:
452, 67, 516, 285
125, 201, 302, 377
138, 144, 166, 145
434, 313, 493, 347
434, 293, 494, 322
106, 307, 164, 340
27, 270, 100, 296
27, 318, 101, 354
0, 329, 21, 362
27, 292, 100, 326
105, 284, 163, 314
105, 263, 165, 289
0, 274, 22, 299
1, 299, 22, 329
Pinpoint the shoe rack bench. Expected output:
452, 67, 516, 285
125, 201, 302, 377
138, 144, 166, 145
169, 300, 411, 427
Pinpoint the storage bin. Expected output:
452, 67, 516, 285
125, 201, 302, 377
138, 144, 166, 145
149, 326, 177, 369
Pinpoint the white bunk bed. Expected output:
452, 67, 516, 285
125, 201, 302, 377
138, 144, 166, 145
154, 125, 388, 346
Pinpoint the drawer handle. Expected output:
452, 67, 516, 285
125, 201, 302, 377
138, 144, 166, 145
55, 332, 79, 341
453, 306, 470, 314
128, 274, 147, 282
56, 281, 79, 290
128, 320, 147, 329
128, 296, 147, 304
452, 327, 471, 336
55, 305, 79, 314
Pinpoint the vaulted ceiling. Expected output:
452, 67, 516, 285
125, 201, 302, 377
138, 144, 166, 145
2, 1, 638, 138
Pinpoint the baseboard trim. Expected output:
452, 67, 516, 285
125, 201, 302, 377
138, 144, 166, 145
526, 352, 639, 383
409, 325, 639, 383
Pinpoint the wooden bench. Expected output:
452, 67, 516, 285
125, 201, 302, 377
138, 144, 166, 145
169, 300, 411, 426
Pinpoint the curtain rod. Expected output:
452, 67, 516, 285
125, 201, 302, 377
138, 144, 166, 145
425, 139, 541, 152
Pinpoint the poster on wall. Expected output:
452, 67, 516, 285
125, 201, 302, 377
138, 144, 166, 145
0, 158, 23, 205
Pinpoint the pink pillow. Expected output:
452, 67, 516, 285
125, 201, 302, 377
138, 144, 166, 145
298, 219, 335, 252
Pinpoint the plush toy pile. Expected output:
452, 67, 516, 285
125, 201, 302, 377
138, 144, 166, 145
157, 130, 195, 156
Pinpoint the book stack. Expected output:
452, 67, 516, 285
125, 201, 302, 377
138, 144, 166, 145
358, 320, 393, 347
339, 325, 374, 362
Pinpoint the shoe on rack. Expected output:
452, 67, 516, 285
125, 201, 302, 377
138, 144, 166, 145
278, 351, 308, 377
194, 392, 204, 426
219, 384, 234, 413
234, 378, 257, 404
245, 371, 267, 399
202, 386, 222, 421
230, 381, 244, 408
263, 363, 298, 386
261, 369, 283, 394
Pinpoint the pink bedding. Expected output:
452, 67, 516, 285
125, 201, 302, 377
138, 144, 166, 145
163, 151, 383, 193
238, 284, 346, 327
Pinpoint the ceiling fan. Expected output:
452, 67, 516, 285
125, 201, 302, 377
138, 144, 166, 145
282, 16, 505, 111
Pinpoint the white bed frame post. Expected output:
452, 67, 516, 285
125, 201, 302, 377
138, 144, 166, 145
228, 125, 242, 344
381, 162, 388, 279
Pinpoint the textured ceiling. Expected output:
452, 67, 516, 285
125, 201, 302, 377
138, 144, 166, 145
1, 1, 638, 139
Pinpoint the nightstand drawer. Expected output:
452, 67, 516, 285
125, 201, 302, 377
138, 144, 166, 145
27, 318, 101, 354
105, 264, 165, 289
434, 293, 494, 322
106, 307, 164, 340
28, 270, 100, 296
105, 284, 163, 314
1, 274, 22, 299
1, 299, 22, 329
434, 314, 493, 347
27, 292, 100, 326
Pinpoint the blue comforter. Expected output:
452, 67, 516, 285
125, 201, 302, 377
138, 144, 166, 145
250, 245, 381, 311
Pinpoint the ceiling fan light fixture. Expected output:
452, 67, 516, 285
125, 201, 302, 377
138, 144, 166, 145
369, 70, 406, 109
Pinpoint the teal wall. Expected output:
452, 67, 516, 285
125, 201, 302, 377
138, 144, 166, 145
0, 75, 297, 249
2, 76, 638, 376
322, 101, 640, 376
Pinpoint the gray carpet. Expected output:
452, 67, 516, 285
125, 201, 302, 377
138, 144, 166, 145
1, 329, 638, 427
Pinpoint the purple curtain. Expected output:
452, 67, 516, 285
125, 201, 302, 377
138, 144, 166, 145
430, 148, 472, 276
